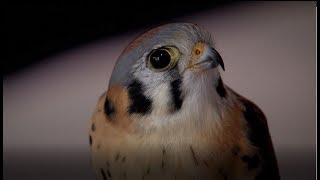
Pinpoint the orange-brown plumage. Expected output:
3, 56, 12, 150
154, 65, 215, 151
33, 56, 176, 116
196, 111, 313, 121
89, 23, 280, 180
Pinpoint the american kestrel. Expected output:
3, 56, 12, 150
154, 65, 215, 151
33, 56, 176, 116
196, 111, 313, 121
89, 23, 280, 180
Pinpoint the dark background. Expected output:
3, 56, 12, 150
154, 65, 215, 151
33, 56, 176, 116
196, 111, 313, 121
4, 1, 234, 76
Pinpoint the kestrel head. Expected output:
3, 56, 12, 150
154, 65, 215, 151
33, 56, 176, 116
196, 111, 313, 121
107, 23, 226, 131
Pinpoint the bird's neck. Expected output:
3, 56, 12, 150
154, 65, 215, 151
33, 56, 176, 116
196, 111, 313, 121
179, 69, 231, 126
135, 69, 234, 134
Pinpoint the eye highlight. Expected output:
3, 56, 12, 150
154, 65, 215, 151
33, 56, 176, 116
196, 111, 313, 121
147, 46, 179, 71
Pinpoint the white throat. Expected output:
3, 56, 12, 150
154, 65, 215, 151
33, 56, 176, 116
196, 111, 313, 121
181, 69, 225, 124
134, 69, 228, 134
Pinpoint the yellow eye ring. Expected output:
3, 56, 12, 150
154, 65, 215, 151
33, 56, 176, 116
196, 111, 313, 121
147, 46, 180, 71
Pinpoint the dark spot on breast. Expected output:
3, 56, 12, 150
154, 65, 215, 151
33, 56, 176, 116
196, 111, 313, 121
203, 160, 209, 167
128, 79, 152, 114
241, 154, 260, 170
100, 168, 107, 180
161, 147, 166, 169
146, 167, 150, 174
216, 77, 227, 98
223, 174, 228, 180
89, 135, 92, 146
91, 123, 96, 132
161, 160, 165, 169
231, 146, 240, 156
170, 78, 184, 112
104, 98, 115, 117
218, 168, 228, 180
189, 146, 199, 166
115, 153, 120, 161
106, 169, 112, 178
121, 156, 126, 163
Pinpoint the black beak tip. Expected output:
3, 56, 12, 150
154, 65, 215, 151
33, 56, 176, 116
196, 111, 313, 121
212, 48, 225, 71
218, 58, 225, 71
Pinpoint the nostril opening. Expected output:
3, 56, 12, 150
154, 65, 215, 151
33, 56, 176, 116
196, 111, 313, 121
195, 49, 201, 55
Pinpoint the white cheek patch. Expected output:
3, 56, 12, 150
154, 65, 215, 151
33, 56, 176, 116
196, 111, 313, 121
145, 82, 171, 115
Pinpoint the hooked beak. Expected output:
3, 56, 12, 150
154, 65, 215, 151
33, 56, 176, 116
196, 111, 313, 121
188, 43, 225, 72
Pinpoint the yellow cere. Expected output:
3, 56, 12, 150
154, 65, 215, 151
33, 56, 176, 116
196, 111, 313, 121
184, 42, 206, 73
192, 42, 205, 57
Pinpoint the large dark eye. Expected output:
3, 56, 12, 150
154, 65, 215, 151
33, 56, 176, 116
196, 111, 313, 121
147, 47, 180, 71
150, 49, 171, 69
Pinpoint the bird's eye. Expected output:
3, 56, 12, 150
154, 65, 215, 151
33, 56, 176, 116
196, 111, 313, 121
147, 47, 179, 71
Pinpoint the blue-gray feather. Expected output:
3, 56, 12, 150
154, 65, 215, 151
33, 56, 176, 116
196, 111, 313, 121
108, 23, 213, 87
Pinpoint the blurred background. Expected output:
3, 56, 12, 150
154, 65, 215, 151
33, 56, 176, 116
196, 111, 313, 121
3, 1, 316, 180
